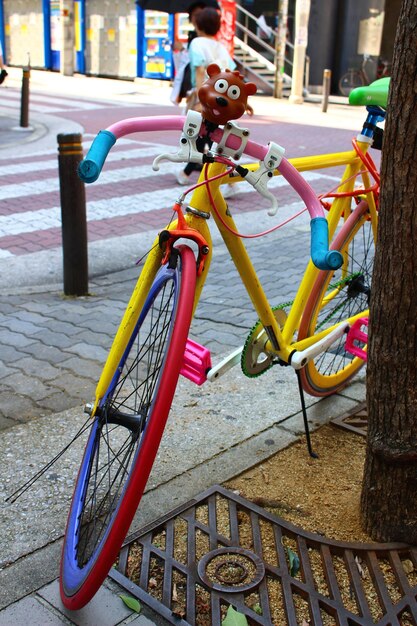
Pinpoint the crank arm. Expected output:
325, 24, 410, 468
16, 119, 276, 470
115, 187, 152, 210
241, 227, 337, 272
207, 347, 243, 382
290, 322, 350, 370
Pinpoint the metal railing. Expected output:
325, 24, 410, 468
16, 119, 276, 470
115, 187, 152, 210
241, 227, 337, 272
234, 5, 310, 96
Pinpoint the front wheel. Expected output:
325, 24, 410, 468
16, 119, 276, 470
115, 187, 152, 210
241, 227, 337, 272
60, 245, 196, 610
298, 201, 375, 397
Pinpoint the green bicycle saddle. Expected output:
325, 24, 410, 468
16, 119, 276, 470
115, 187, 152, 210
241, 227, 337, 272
349, 76, 390, 108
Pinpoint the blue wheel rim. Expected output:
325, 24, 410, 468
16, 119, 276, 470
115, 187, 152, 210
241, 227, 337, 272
61, 263, 179, 595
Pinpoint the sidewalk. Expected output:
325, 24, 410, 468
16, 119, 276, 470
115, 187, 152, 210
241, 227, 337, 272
0, 69, 367, 625
0, 68, 88, 154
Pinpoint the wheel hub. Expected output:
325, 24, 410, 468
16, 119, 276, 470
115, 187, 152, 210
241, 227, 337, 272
347, 274, 370, 302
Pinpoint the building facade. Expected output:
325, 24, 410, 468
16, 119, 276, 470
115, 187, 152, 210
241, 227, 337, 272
0, 0, 140, 78
0, 0, 402, 93
306, 0, 401, 91
242, 0, 401, 91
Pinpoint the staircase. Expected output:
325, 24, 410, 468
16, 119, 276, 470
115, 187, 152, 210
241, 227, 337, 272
233, 5, 303, 97
233, 37, 291, 95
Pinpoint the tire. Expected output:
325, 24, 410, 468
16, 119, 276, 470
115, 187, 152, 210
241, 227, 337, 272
338, 69, 365, 96
298, 201, 375, 397
60, 245, 196, 610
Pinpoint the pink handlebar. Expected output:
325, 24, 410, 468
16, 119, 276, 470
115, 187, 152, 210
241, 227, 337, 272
107, 115, 324, 220
79, 115, 343, 271
108, 116, 183, 137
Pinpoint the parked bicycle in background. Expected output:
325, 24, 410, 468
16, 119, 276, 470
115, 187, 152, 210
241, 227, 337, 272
339, 53, 391, 96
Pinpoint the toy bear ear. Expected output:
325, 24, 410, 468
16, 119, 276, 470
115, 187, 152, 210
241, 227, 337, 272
206, 63, 221, 77
245, 82, 257, 96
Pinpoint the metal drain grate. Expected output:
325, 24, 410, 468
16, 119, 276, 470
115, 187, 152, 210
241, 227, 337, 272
331, 401, 368, 437
111, 485, 417, 625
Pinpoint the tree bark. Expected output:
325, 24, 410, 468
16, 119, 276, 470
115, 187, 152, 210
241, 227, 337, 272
361, 0, 417, 543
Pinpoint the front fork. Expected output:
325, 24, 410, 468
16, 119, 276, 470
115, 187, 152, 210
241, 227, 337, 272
90, 201, 212, 416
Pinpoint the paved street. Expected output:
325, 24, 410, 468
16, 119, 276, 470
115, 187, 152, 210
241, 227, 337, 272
0, 68, 369, 624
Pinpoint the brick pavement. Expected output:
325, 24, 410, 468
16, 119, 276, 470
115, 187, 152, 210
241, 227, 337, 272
0, 227, 310, 429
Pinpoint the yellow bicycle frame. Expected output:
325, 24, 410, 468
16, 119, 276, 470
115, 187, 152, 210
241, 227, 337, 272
91, 138, 377, 414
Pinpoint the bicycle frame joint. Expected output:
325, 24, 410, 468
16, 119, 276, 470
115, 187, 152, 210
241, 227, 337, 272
159, 203, 210, 276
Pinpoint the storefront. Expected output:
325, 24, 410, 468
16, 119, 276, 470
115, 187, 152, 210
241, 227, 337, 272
0, 0, 399, 92
84, 0, 137, 77
0, 1, 233, 81
2, 0, 47, 68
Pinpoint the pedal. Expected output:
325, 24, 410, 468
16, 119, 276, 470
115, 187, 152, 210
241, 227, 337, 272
180, 339, 212, 385
345, 317, 368, 361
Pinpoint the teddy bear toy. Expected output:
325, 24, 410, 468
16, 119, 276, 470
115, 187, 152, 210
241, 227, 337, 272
198, 63, 257, 126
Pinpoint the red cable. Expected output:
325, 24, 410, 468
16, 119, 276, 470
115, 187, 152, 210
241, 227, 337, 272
352, 138, 380, 186
203, 164, 307, 239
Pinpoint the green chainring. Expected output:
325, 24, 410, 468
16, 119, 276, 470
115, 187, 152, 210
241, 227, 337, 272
241, 304, 291, 378
241, 272, 362, 379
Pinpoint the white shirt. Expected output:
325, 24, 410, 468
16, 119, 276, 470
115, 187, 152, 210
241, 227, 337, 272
188, 37, 236, 87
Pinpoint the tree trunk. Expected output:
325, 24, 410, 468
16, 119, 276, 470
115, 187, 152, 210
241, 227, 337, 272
361, 0, 417, 543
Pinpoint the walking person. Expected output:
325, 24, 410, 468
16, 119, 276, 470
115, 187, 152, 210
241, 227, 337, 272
0, 40, 8, 84
176, 6, 236, 186
171, 1, 220, 106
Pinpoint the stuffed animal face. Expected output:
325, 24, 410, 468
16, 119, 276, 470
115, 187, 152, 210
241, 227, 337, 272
198, 64, 257, 125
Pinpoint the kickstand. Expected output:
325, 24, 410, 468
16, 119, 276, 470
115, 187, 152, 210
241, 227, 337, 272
295, 370, 318, 458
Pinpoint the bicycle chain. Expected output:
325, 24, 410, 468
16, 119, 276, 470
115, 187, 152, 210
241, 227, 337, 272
241, 272, 362, 378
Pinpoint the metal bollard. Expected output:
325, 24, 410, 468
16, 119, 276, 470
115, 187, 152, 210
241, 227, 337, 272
20, 65, 30, 128
322, 68, 331, 113
57, 133, 89, 296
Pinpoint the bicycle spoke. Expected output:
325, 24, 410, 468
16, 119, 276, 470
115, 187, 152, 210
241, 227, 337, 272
76, 425, 137, 566
111, 281, 175, 416
5, 417, 92, 504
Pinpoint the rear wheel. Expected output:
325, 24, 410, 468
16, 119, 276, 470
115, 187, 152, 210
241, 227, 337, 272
298, 201, 375, 396
339, 69, 365, 96
60, 245, 196, 610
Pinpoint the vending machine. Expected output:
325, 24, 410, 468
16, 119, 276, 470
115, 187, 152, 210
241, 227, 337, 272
49, 0, 61, 70
139, 10, 174, 80
174, 12, 193, 46
74, 0, 85, 74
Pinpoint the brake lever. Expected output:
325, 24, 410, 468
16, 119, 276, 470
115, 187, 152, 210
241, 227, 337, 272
152, 110, 204, 170
239, 142, 285, 216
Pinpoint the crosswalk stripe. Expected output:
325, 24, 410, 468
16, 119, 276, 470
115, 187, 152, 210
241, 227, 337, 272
0, 198, 308, 259
0, 248, 12, 258
0, 135, 147, 160
0, 170, 336, 238
0, 89, 145, 112
0, 185, 188, 236
0, 159, 182, 200
1, 89, 115, 110
0, 148, 339, 200
0, 143, 177, 177
0, 100, 82, 114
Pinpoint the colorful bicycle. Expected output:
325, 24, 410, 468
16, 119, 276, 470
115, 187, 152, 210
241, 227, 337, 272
60, 69, 388, 609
